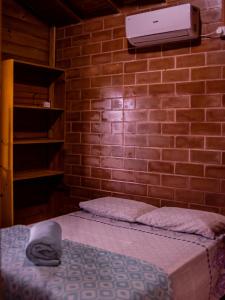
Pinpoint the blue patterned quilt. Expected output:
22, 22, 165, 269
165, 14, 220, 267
0, 225, 172, 300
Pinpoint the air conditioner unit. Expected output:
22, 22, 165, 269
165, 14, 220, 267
125, 4, 200, 47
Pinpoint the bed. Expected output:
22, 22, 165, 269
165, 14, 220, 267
1, 197, 225, 300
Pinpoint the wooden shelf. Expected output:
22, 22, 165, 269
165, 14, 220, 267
14, 139, 64, 144
14, 59, 64, 86
14, 170, 64, 181
14, 104, 64, 111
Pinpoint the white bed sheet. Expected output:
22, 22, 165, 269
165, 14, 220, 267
52, 210, 225, 300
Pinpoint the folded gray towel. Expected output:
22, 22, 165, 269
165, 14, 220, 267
26, 220, 62, 266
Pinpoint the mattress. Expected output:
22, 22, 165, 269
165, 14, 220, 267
51, 210, 225, 300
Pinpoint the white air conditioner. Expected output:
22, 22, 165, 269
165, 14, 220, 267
125, 4, 200, 47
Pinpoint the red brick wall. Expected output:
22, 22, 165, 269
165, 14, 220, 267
56, 0, 225, 214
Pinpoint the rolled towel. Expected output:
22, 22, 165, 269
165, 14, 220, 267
26, 220, 62, 266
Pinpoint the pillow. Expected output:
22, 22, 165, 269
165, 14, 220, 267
136, 207, 225, 239
79, 197, 157, 222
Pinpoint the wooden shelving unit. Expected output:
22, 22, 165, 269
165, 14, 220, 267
0, 59, 65, 226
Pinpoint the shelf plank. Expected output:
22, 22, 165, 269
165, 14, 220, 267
14, 139, 64, 144
14, 104, 64, 111
14, 170, 64, 181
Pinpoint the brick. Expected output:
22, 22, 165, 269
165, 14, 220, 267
163, 69, 189, 82
112, 98, 123, 110
124, 60, 147, 73
206, 137, 225, 150
91, 99, 111, 110
175, 163, 204, 176
91, 167, 111, 179
148, 186, 174, 200
149, 57, 175, 70
191, 177, 220, 192
162, 175, 188, 188
65, 24, 83, 36
102, 63, 123, 75
72, 34, 90, 45
149, 83, 175, 95
101, 157, 123, 169
102, 39, 124, 52
72, 165, 91, 177
62, 46, 81, 58
176, 81, 205, 94
125, 135, 147, 146
124, 122, 136, 133
149, 110, 174, 122
102, 134, 123, 145
148, 136, 174, 148
112, 75, 123, 86
124, 98, 135, 109
91, 76, 111, 87
136, 97, 161, 109
92, 30, 112, 41
161, 200, 188, 208
113, 27, 125, 38
124, 85, 148, 97
81, 111, 100, 121
175, 189, 204, 204
81, 133, 100, 144
136, 148, 160, 160
205, 166, 225, 178
124, 147, 135, 158
104, 15, 124, 28
71, 56, 90, 67
65, 133, 80, 143
162, 149, 189, 161
137, 123, 161, 134
91, 145, 111, 156
56, 38, 71, 49
136, 172, 160, 185
124, 110, 148, 121
191, 95, 222, 108
102, 111, 123, 122
71, 78, 90, 89
80, 66, 102, 77
136, 72, 161, 84
148, 161, 174, 174
162, 124, 189, 135
177, 109, 205, 122
123, 182, 147, 196
112, 170, 135, 182
91, 122, 111, 133
111, 146, 124, 157
72, 122, 90, 132
191, 150, 221, 164
206, 109, 225, 121
124, 159, 147, 171
191, 123, 221, 135
82, 42, 101, 55
189, 204, 219, 213
113, 50, 134, 62
205, 193, 225, 208
84, 19, 103, 32
92, 53, 112, 65
176, 53, 205, 68
162, 96, 190, 108
191, 66, 221, 80
207, 80, 225, 93
101, 180, 124, 193
82, 155, 100, 167
101, 86, 124, 98
81, 177, 100, 189
124, 74, 135, 85
57, 28, 65, 39
207, 51, 225, 65
176, 136, 204, 148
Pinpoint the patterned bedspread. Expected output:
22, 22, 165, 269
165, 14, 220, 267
0, 225, 172, 300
